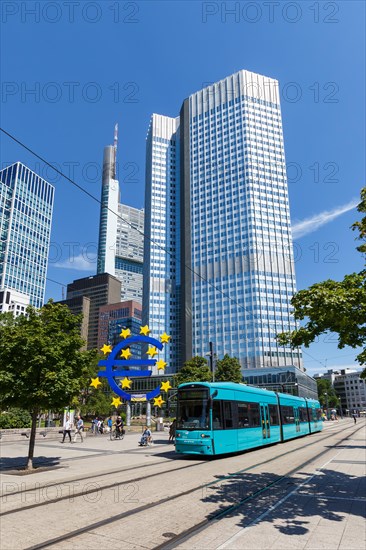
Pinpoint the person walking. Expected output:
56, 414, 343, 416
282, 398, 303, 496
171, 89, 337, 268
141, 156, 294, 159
73, 415, 84, 443
62, 415, 72, 443
352, 413, 357, 424
169, 419, 176, 443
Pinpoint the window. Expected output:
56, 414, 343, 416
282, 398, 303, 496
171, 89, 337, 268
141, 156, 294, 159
281, 406, 295, 424
299, 407, 309, 422
212, 401, 222, 430
269, 404, 279, 425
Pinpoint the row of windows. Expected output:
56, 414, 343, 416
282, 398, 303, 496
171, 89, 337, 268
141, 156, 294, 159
212, 401, 321, 430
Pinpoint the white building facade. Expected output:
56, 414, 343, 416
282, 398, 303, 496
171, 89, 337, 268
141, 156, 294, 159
143, 70, 302, 373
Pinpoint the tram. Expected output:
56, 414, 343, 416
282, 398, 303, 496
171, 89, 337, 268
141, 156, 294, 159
175, 382, 323, 456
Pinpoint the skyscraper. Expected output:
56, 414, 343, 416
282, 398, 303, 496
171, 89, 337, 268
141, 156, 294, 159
97, 127, 144, 302
0, 162, 54, 309
144, 70, 302, 372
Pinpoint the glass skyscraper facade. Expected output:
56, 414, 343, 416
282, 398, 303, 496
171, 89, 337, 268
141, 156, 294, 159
143, 114, 181, 373
97, 128, 144, 303
144, 70, 302, 372
0, 162, 54, 309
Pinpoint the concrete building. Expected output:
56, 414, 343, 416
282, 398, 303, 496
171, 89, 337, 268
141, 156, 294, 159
57, 295, 90, 349
0, 162, 54, 308
242, 366, 318, 400
0, 288, 30, 317
66, 273, 121, 350
316, 368, 366, 414
143, 70, 302, 373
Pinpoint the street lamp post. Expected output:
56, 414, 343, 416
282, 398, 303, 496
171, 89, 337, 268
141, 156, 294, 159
206, 341, 215, 382
324, 392, 329, 420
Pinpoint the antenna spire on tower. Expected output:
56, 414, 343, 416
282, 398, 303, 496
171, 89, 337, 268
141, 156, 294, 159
114, 123, 118, 150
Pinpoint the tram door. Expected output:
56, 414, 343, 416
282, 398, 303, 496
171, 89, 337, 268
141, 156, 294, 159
294, 407, 300, 432
260, 405, 271, 439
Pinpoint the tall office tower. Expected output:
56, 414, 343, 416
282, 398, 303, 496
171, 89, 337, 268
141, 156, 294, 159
66, 273, 121, 350
115, 203, 144, 302
97, 124, 119, 276
0, 162, 54, 309
97, 127, 145, 303
144, 70, 302, 372
143, 114, 181, 373
97, 300, 142, 351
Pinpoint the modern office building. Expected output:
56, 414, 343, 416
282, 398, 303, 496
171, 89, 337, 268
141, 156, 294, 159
0, 288, 30, 316
242, 366, 318, 399
66, 273, 121, 350
97, 126, 144, 302
0, 162, 54, 308
115, 204, 144, 302
97, 299, 142, 355
143, 115, 181, 372
144, 70, 302, 373
315, 369, 366, 414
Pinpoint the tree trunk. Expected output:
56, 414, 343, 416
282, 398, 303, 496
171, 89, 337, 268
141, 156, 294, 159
26, 409, 38, 470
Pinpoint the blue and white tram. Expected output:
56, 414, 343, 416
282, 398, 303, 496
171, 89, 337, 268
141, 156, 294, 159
175, 382, 323, 456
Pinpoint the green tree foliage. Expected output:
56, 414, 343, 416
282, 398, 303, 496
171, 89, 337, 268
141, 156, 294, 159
77, 378, 114, 418
278, 187, 366, 376
0, 302, 96, 468
175, 356, 212, 386
316, 378, 340, 408
0, 407, 32, 429
214, 354, 243, 383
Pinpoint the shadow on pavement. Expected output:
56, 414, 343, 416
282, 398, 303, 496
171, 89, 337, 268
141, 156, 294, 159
0, 455, 61, 471
201, 467, 366, 536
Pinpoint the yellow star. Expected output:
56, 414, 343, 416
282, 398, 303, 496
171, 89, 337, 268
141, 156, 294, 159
156, 359, 167, 371
160, 381, 172, 392
121, 377, 132, 389
100, 344, 112, 355
121, 348, 132, 360
111, 396, 122, 408
153, 395, 165, 407
160, 332, 171, 344
90, 377, 102, 389
146, 346, 158, 358
140, 325, 151, 336
120, 328, 131, 339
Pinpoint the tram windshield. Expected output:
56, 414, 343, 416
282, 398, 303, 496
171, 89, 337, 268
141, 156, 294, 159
177, 389, 210, 430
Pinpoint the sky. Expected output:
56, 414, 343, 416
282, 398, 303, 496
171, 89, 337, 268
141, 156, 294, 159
1, 0, 365, 376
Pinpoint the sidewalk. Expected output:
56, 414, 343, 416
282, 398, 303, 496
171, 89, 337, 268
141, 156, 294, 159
177, 423, 366, 549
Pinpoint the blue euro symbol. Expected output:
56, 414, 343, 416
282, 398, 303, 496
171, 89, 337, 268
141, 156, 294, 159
97, 335, 163, 401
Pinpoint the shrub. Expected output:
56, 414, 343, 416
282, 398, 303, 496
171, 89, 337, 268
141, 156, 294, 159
0, 408, 32, 429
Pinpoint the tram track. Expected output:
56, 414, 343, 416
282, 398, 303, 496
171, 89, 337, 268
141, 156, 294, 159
2, 423, 356, 550
1, 422, 340, 516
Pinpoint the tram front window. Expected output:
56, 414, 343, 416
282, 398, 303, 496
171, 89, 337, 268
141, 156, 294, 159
177, 389, 210, 430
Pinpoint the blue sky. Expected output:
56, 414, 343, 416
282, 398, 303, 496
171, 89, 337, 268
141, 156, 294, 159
1, 1, 365, 375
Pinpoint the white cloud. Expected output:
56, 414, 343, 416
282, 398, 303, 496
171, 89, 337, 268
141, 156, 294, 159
292, 199, 358, 240
54, 254, 96, 271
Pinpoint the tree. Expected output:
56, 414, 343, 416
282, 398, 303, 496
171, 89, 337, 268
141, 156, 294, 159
278, 187, 366, 376
316, 378, 340, 409
0, 302, 96, 469
214, 354, 243, 383
175, 356, 212, 386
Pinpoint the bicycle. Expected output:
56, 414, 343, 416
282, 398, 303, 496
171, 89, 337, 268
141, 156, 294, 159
110, 427, 125, 440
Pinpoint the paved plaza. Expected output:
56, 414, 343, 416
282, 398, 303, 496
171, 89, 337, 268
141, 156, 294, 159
0, 420, 365, 549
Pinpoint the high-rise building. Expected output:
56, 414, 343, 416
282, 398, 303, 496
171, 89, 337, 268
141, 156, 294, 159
144, 70, 302, 373
143, 115, 181, 372
0, 162, 54, 308
57, 295, 91, 350
66, 273, 121, 350
97, 127, 144, 303
97, 299, 142, 353
115, 204, 144, 302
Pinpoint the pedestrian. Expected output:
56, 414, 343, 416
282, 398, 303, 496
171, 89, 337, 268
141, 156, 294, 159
352, 413, 357, 424
107, 416, 113, 433
169, 419, 176, 443
73, 415, 84, 443
62, 415, 72, 443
